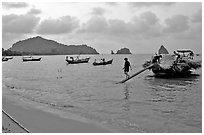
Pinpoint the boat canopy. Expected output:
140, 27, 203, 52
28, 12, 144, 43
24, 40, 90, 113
176, 50, 193, 53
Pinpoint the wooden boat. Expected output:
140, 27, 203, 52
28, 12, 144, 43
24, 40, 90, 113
66, 56, 90, 64
22, 56, 42, 62
2, 56, 13, 61
5, 56, 13, 60
2, 57, 8, 61
143, 48, 201, 77
93, 59, 113, 66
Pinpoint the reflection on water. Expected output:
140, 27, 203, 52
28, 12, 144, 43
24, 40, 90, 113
123, 84, 130, 100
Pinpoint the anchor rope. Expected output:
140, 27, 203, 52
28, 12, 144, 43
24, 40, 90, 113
2, 109, 30, 133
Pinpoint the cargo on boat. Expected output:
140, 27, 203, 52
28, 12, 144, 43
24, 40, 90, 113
143, 46, 201, 77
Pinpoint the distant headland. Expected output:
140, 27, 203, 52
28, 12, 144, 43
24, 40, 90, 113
2, 36, 99, 56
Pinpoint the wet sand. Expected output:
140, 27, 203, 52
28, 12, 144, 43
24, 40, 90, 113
2, 99, 111, 133
2, 110, 29, 133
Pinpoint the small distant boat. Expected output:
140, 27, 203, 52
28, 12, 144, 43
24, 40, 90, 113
2, 56, 13, 62
5, 56, 13, 60
2, 57, 8, 61
22, 56, 42, 62
93, 59, 113, 66
66, 56, 90, 64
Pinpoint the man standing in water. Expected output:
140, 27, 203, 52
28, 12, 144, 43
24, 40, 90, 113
123, 58, 132, 78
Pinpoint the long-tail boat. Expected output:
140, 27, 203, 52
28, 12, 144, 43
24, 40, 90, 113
143, 46, 201, 77
66, 56, 90, 64
93, 59, 113, 66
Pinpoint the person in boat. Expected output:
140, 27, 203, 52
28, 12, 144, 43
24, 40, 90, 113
173, 51, 181, 63
70, 57, 74, 61
76, 56, 79, 60
189, 51, 194, 59
152, 53, 162, 63
123, 58, 132, 78
101, 58, 105, 63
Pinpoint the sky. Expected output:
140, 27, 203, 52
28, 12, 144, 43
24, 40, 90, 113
2, 1, 202, 54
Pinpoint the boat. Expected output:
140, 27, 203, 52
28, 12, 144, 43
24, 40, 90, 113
93, 59, 113, 66
66, 56, 90, 64
2, 56, 13, 62
5, 56, 13, 60
22, 56, 42, 62
143, 46, 201, 77
2, 57, 8, 61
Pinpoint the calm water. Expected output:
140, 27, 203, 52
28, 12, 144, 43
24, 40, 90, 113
2, 54, 202, 132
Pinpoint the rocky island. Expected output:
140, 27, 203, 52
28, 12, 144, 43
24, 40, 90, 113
3, 36, 99, 56
116, 47, 132, 54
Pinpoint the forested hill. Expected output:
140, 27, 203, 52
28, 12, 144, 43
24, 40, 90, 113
9, 36, 99, 55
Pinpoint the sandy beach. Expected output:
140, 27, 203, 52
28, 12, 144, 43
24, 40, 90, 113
2, 98, 112, 133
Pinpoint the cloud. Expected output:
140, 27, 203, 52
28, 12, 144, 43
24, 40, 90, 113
129, 11, 160, 36
128, 2, 175, 8
91, 7, 106, 16
27, 8, 42, 15
163, 15, 189, 33
79, 16, 108, 33
105, 2, 119, 6
191, 9, 202, 23
36, 15, 80, 34
140, 11, 159, 25
78, 11, 162, 40
3, 2, 29, 9
108, 19, 129, 34
2, 14, 40, 34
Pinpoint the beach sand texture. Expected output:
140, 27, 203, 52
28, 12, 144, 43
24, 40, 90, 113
2, 99, 111, 133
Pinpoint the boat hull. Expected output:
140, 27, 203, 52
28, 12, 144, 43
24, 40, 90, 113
151, 63, 193, 77
2, 58, 8, 61
152, 69, 192, 77
23, 57, 42, 62
93, 59, 113, 66
66, 58, 90, 64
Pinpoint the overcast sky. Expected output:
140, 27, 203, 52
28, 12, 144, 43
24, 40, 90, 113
2, 2, 202, 54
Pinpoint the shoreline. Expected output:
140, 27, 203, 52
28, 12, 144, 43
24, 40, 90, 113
2, 97, 112, 133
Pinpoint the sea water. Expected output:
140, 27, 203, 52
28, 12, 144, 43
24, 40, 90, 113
2, 54, 202, 132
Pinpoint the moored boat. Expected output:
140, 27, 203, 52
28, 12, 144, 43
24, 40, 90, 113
5, 56, 13, 60
2, 56, 13, 61
22, 56, 42, 62
2, 57, 8, 61
143, 46, 201, 77
93, 59, 113, 66
66, 56, 90, 64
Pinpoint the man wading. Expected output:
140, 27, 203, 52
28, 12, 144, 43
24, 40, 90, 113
123, 58, 132, 78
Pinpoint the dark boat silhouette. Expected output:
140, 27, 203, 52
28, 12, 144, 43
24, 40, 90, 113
2, 57, 8, 61
143, 46, 201, 77
93, 59, 113, 66
22, 56, 42, 62
66, 56, 90, 64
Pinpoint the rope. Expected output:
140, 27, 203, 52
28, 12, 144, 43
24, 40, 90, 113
2, 109, 30, 133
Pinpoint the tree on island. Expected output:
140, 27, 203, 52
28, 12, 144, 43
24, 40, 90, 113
4, 36, 99, 56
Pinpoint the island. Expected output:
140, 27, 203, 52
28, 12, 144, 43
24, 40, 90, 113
3, 36, 99, 56
116, 47, 132, 54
